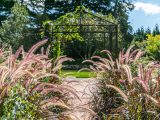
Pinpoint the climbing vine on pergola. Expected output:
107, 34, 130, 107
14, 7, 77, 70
42, 6, 119, 58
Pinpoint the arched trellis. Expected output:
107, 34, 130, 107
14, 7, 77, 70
44, 6, 118, 59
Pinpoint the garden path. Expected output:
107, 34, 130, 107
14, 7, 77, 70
64, 77, 98, 120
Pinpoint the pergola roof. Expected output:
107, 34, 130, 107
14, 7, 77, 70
53, 6, 117, 26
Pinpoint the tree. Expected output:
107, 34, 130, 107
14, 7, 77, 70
0, 2, 29, 50
0, 0, 134, 51
145, 27, 151, 34
133, 27, 146, 42
25, 0, 134, 37
153, 24, 160, 36
0, 0, 14, 25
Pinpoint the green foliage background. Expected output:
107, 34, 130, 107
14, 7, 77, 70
0, 3, 29, 50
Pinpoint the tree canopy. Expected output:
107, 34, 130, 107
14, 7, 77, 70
0, 0, 135, 54
0, 3, 29, 49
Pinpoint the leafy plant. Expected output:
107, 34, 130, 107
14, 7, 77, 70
126, 63, 160, 119
145, 34, 160, 60
84, 46, 160, 119
0, 84, 41, 120
0, 39, 79, 119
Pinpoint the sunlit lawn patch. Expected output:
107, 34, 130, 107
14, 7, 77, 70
61, 70, 96, 78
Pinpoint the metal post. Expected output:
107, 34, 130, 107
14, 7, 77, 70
80, 0, 83, 6
110, 33, 113, 52
109, 26, 112, 52
115, 25, 118, 57
79, 0, 83, 33
104, 32, 106, 48
51, 26, 54, 42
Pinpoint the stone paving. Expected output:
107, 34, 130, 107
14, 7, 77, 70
64, 77, 98, 120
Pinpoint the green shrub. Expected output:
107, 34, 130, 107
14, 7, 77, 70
132, 34, 160, 60
0, 84, 42, 120
85, 46, 160, 119
145, 34, 160, 59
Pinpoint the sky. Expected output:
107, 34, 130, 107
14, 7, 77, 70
129, 0, 160, 32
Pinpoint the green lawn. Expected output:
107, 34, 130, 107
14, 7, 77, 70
61, 70, 96, 78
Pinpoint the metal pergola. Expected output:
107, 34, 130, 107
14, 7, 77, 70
45, 4, 118, 58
